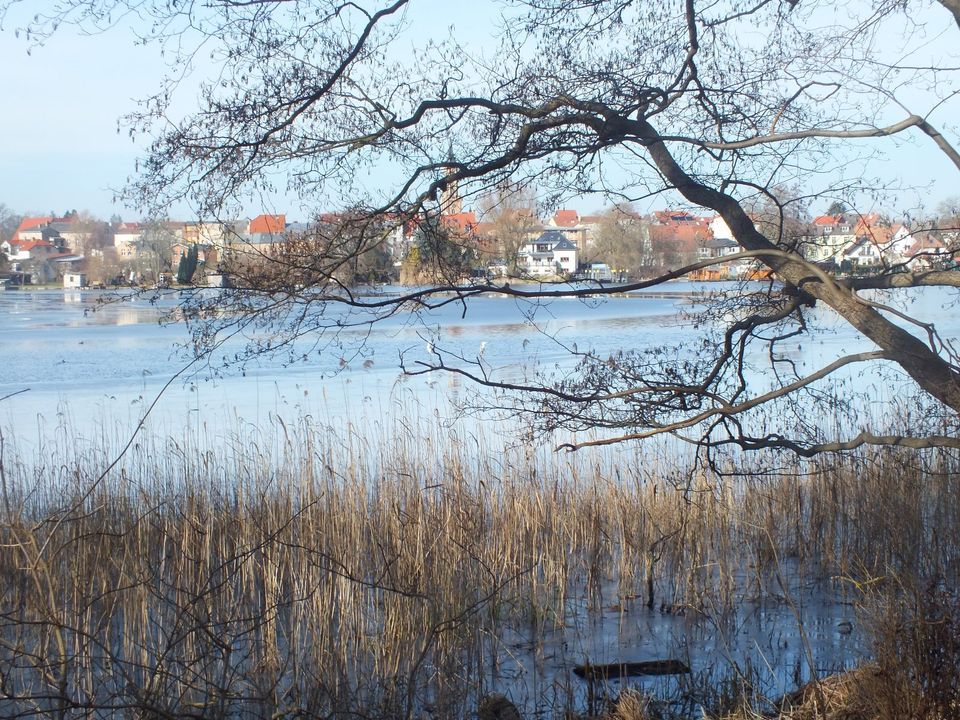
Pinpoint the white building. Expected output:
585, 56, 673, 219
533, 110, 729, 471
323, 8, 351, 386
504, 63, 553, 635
698, 237, 739, 260
63, 272, 88, 288
517, 230, 579, 277
802, 214, 855, 262
113, 223, 144, 259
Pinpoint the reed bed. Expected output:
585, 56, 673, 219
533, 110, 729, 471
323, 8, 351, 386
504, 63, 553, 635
0, 415, 957, 718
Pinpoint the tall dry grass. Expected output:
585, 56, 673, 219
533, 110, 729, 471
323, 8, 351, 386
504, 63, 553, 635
0, 415, 957, 718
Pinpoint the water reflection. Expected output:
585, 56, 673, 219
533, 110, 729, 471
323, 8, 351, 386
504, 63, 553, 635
1, 285, 957, 452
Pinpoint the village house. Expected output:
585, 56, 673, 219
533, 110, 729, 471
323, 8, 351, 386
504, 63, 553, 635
517, 230, 579, 277
49, 220, 93, 254
800, 212, 947, 272
1, 216, 85, 283
697, 237, 740, 260
113, 222, 145, 259
5, 216, 66, 255
241, 214, 288, 257
2, 237, 56, 264
904, 232, 951, 268
803, 214, 860, 263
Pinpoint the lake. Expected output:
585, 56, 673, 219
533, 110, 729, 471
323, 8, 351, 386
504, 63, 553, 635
2, 281, 952, 456
0, 281, 955, 717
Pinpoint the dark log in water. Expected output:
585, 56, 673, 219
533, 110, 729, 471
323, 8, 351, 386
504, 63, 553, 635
573, 659, 691, 679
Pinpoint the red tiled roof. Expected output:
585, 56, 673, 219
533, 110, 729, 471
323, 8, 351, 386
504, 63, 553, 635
654, 210, 701, 225
857, 224, 893, 245
908, 235, 946, 256
441, 212, 478, 234
16, 240, 55, 252
553, 209, 580, 227
249, 214, 286, 235
10, 216, 53, 244
812, 214, 843, 226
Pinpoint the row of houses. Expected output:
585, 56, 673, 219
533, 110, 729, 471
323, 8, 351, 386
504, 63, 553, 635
1, 214, 310, 285
450, 206, 957, 279
801, 213, 953, 268
3, 206, 956, 286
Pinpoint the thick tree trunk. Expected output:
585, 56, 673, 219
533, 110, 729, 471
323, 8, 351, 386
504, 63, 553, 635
638, 119, 960, 417
938, 0, 960, 28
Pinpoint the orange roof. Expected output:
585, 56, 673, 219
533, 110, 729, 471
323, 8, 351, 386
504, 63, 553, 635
858, 224, 893, 245
908, 234, 946, 255
10, 216, 53, 244
553, 209, 580, 227
16, 240, 55, 252
812, 214, 843, 226
441, 211, 478, 235
249, 214, 286, 235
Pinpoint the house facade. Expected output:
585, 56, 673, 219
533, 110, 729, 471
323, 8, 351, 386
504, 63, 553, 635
113, 223, 145, 259
517, 230, 579, 277
698, 237, 739, 260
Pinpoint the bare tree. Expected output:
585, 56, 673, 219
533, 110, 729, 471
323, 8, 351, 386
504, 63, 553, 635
477, 182, 541, 274
586, 204, 651, 279
6, 0, 960, 456
0, 204, 16, 274
0, 204, 20, 246
137, 219, 177, 280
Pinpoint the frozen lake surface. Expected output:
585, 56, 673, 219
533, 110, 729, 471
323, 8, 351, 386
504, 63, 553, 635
2, 281, 953, 452
0, 284, 710, 449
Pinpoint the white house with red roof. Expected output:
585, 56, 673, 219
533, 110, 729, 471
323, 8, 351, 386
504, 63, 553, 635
2, 238, 57, 264
841, 236, 884, 267
804, 214, 858, 262
905, 233, 951, 268
7, 216, 53, 244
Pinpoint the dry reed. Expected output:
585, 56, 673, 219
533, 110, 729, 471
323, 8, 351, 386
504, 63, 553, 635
0, 415, 957, 718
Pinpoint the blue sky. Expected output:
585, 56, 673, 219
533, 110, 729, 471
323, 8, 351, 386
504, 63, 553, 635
1, 16, 169, 219
0, 1, 502, 221
1, 1, 958, 222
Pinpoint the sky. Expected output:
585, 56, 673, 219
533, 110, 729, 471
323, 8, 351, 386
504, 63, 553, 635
1, 1, 958, 223
0, 1, 503, 222
1, 16, 169, 220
